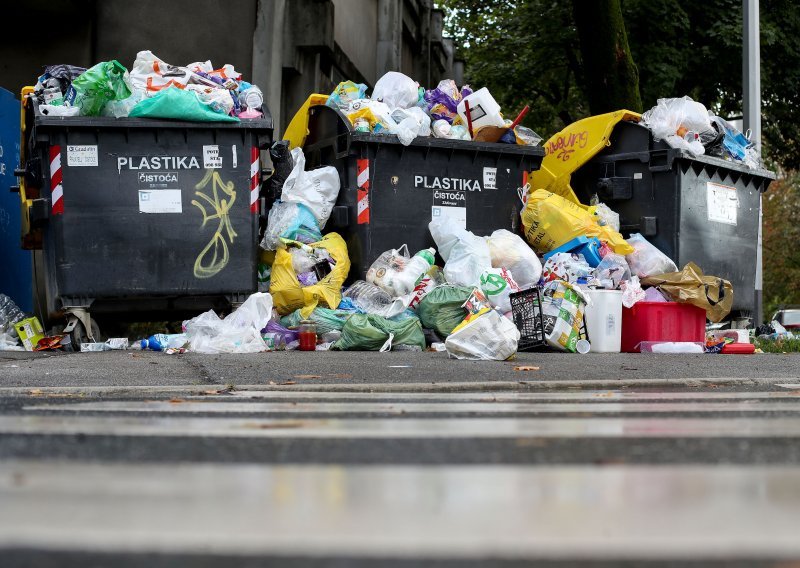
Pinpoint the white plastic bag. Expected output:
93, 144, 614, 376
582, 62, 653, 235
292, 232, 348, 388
486, 229, 542, 289
366, 245, 410, 296
625, 233, 678, 278
389, 107, 431, 145
183, 292, 273, 354
372, 71, 419, 110
429, 219, 492, 287
641, 96, 714, 156
281, 147, 341, 228
432, 119, 471, 140
479, 267, 520, 313
445, 309, 520, 361
130, 51, 193, 95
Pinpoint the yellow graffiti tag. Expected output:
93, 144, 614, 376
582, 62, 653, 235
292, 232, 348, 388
192, 169, 237, 279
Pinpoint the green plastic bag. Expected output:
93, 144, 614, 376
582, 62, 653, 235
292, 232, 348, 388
129, 87, 239, 122
332, 314, 426, 351
67, 60, 132, 116
417, 285, 473, 337
281, 307, 354, 335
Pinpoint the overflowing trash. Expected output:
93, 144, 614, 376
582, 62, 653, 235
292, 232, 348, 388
30, 50, 265, 121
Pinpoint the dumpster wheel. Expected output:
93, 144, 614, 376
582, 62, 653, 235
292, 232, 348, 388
63, 313, 103, 350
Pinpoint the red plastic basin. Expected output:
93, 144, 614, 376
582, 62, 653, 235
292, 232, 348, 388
621, 302, 707, 353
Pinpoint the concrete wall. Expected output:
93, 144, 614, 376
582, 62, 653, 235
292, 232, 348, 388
332, 0, 378, 85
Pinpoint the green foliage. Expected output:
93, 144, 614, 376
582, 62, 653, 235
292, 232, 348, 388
441, 0, 800, 169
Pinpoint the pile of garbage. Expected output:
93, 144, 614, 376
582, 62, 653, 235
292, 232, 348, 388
30, 51, 265, 122
320, 71, 541, 147
641, 96, 761, 169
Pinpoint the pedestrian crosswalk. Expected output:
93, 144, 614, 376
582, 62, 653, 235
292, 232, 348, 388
3, 385, 800, 565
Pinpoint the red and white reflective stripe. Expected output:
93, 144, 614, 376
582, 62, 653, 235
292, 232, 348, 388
356, 158, 369, 225
49, 145, 64, 215
250, 147, 260, 213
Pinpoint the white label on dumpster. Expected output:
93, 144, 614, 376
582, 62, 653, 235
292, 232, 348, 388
66, 145, 98, 167
203, 145, 222, 169
483, 167, 497, 189
138, 189, 182, 214
706, 182, 738, 225
432, 206, 466, 230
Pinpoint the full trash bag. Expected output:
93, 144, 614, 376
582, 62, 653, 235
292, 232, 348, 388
281, 147, 340, 228
129, 87, 239, 122
281, 307, 354, 335
429, 219, 492, 287
183, 292, 273, 354
417, 285, 474, 338
522, 189, 633, 255
261, 201, 322, 250
65, 60, 132, 116
445, 308, 520, 361
641, 262, 733, 323
625, 233, 678, 278
486, 229, 542, 289
371, 71, 420, 110
641, 96, 716, 156
332, 313, 426, 351
479, 268, 520, 313
326, 80, 368, 111
270, 233, 350, 317
541, 280, 588, 353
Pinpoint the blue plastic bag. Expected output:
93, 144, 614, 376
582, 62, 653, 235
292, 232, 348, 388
129, 87, 238, 122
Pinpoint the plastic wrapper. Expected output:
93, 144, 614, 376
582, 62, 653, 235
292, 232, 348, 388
389, 107, 431, 145
445, 307, 520, 360
542, 253, 593, 285
130, 51, 193, 94
625, 233, 678, 278
485, 229, 542, 289
541, 280, 588, 352
429, 219, 492, 287
372, 71, 420, 110
593, 202, 620, 232
332, 313, 425, 352
708, 115, 761, 169
432, 119, 471, 140
101, 88, 146, 118
479, 267, 520, 313
416, 285, 474, 338
346, 99, 395, 131
343, 280, 407, 319
620, 275, 647, 308
260, 201, 322, 250
522, 189, 633, 255
424, 79, 472, 124
641, 96, 716, 156
641, 262, 733, 323
514, 126, 543, 146
270, 233, 350, 317
65, 60, 132, 116
185, 84, 235, 116
183, 292, 273, 354
643, 286, 669, 303
326, 81, 368, 111
281, 147, 340, 228
592, 253, 630, 289
129, 87, 238, 122
261, 320, 299, 350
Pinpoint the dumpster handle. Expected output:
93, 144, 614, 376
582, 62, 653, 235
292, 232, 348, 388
648, 149, 676, 173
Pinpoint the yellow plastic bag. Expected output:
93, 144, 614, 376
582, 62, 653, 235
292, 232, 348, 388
522, 189, 633, 255
270, 233, 351, 317
282, 94, 329, 149
529, 110, 641, 205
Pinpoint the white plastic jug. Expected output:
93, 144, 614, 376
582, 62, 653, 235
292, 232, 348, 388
584, 289, 623, 353
457, 88, 505, 130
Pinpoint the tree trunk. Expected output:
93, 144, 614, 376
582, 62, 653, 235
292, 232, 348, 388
572, 0, 643, 113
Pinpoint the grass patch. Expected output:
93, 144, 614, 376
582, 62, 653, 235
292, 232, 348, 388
754, 336, 800, 353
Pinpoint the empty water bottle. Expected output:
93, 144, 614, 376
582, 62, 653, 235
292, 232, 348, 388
0, 295, 25, 334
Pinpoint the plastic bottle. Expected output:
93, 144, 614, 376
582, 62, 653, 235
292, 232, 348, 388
394, 248, 436, 296
0, 294, 25, 333
239, 86, 263, 110
136, 333, 188, 351
343, 280, 406, 317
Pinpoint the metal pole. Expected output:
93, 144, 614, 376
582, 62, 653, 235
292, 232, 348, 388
743, 0, 763, 326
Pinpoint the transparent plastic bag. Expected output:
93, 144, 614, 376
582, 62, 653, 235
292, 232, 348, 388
593, 201, 620, 232
101, 88, 146, 118
592, 253, 630, 290
641, 96, 715, 156
625, 233, 678, 278
260, 201, 322, 250
183, 292, 273, 354
366, 245, 410, 296
342, 280, 408, 318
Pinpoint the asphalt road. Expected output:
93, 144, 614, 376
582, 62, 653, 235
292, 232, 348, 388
2, 350, 800, 566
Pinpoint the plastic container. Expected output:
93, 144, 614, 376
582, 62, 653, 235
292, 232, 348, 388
301, 104, 544, 280
16, 90, 273, 333
583, 289, 623, 352
542, 236, 603, 267
621, 301, 706, 353
138, 333, 187, 351
456, 88, 505, 130
394, 248, 435, 296
639, 341, 705, 353
569, 120, 775, 316
509, 287, 547, 352
720, 342, 756, 354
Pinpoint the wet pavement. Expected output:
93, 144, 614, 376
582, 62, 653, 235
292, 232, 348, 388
2, 353, 800, 565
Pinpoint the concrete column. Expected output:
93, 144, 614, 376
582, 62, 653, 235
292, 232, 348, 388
252, 0, 286, 135
377, 0, 401, 77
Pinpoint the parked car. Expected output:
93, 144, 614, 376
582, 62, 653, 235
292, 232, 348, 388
770, 307, 800, 330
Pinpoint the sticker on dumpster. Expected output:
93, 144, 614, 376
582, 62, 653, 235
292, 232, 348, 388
432, 206, 466, 230
138, 189, 182, 214
706, 182, 738, 225
66, 145, 98, 167
203, 145, 222, 169
483, 167, 497, 189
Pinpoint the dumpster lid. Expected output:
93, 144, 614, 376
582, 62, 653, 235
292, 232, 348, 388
671, 147, 777, 180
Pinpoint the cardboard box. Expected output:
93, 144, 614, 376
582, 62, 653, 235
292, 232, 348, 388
14, 317, 44, 351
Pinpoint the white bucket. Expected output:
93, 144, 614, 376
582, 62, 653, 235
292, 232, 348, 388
584, 289, 623, 353
457, 88, 505, 130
